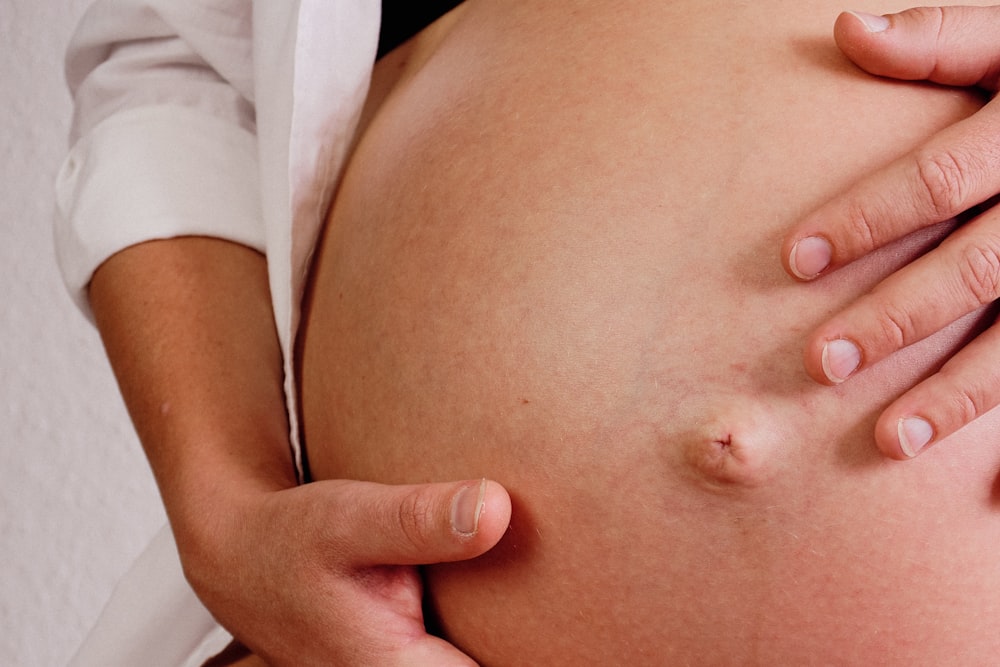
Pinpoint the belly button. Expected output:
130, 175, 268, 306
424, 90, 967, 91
684, 432, 762, 488
675, 404, 782, 490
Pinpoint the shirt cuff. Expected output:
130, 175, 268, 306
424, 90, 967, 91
55, 105, 264, 321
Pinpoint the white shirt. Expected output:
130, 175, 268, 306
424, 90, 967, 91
56, 1, 380, 664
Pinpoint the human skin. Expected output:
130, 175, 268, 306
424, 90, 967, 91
783, 6, 1000, 459
89, 237, 509, 666
299, 1, 1000, 664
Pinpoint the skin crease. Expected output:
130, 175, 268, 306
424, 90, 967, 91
89, 235, 511, 666
297, 1, 1000, 665
783, 6, 1000, 460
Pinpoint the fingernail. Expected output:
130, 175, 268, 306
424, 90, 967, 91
789, 236, 833, 279
451, 479, 486, 536
898, 417, 934, 457
821, 338, 861, 383
848, 10, 890, 33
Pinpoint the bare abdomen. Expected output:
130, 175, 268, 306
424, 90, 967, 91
299, 1, 1000, 663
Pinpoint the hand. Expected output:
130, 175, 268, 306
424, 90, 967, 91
782, 6, 1000, 459
88, 239, 511, 664
182, 477, 511, 666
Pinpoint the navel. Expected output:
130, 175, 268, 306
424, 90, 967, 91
671, 397, 786, 491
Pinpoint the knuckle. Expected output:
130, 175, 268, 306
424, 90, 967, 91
913, 147, 971, 218
947, 384, 989, 427
937, 359, 1000, 429
902, 7, 948, 77
395, 489, 437, 551
909, 6, 946, 36
872, 300, 915, 349
957, 239, 1000, 305
841, 199, 881, 253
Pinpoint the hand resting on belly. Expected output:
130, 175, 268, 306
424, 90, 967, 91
299, 1, 1000, 663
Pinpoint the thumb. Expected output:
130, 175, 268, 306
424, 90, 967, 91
331, 478, 512, 567
833, 7, 1000, 89
390, 634, 481, 667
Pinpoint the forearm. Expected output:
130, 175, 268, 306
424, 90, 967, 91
89, 236, 296, 544
87, 236, 510, 666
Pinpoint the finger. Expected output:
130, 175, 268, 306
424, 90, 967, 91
783, 98, 1000, 280
873, 320, 1000, 459
833, 7, 1000, 88
802, 210, 1000, 384
390, 635, 480, 667
324, 478, 512, 567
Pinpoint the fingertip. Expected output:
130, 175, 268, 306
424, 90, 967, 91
788, 235, 833, 281
833, 9, 906, 78
450, 479, 488, 537
475, 479, 512, 547
833, 11, 884, 55
875, 404, 935, 460
873, 411, 910, 460
834, 10, 893, 47
820, 338, 862, 384
450, 479, 511, 550
841, 10, 890, 34
897, 416, 935, 458
801, 334, 840, 386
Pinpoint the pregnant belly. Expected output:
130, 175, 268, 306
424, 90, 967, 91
298, 1, 1000, 663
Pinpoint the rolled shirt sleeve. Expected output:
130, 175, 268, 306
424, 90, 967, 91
54, 0, 263, 319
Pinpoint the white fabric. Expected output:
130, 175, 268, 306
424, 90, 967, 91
58, 1, 380, 664
68, 527, 233, 667
55, 106, 265, 315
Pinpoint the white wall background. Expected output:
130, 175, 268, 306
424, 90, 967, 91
2, 1, 167, 665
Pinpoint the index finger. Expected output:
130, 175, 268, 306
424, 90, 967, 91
834, 7, 1000, 89
783, 99, 1000, 280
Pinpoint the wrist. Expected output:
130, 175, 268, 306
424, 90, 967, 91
159, 430, 297, 545
166, 454, 294, 590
